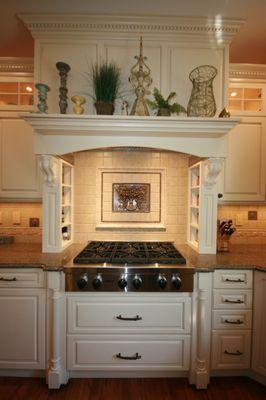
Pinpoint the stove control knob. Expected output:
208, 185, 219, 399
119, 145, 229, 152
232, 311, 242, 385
172, 274, 182, 290
118, 275, 127, 290
157, 274, 167, 289
92, 274, 102, 289
132, 275, 142, 290
77, 273, 88, 289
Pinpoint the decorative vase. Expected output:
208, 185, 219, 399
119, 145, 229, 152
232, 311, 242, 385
35, 83, 50, 113
56, 61, 71, 114
187, 65, 217, 117
94, 101, 114, 115
157, 108, 171, 116
71, 95, 86, 115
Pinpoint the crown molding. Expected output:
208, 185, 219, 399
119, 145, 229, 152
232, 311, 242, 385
0, 57, 34, 75
18, 14, 244, 45
229, 63, 266, 81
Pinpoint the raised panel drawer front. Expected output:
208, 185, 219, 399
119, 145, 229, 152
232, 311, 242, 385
213, 290, 252, 309
0, 268, 44, 288
67, 294, 191, 334
213, 270, 253, 289
212, 310, 252, 330
67, 334, 190, 371
211, 331, 251, 370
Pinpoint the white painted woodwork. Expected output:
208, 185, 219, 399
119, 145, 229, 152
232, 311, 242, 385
67, 295, 191, 334
0, 288, 45, 369
219, 117, 266, 202
212, 310, 252, 330
67, 334, 191, 371
0, 118, 41, 200
189, 272, 212, 389
211, 331, 251, 370
213, 289, 253, 309
46, 271, 69, 389
41, 156, 73, 252
21, 113, 240, 158
252, 271, 266, 378
213, 270, 253, 289
188, 159, 223, 254
0, 268, 44, 288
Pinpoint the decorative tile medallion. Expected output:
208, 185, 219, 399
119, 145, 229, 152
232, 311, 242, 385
112, 183, 150, 213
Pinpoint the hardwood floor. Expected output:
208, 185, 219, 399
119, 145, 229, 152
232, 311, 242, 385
0, 377, 265, 400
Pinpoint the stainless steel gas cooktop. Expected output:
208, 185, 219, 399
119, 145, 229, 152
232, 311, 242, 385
65, 241, 194, 293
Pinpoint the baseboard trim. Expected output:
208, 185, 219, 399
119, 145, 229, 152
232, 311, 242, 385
69, 371, 188, 378
0, 369, 45, 378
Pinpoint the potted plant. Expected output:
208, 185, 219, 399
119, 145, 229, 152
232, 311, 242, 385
92, 61, 121, 115
146, 87, 186, 116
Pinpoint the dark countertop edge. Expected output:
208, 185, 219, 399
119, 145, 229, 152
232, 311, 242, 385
0, 263, 265, 273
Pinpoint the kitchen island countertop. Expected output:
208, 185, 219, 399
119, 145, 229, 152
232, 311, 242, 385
0, 242, 265, 272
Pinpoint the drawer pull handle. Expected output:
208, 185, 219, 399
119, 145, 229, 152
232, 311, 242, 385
0, 277, 17, 282
225, 278, 245, 283
116, 314, 142, 321
116, 352, 141, 360
224, 299, 244, 304
224, 349, 243, 356
224, 319, 244, 325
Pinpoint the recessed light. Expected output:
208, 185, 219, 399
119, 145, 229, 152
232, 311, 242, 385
230, 91, 237, 97
26, 86, 33, 92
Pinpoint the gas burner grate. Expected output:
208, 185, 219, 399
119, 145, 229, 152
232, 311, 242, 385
73, 241, 186, 265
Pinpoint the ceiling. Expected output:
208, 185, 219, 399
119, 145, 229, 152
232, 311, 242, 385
1, 0, 266, 64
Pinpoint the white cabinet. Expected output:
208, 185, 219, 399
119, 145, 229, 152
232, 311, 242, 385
67, 293, 192, 373
219, 117, 266, 201
211, 269, 252, 371
0, 118, 41, 200
252, 271, 266, 378
0, 268, 45, 370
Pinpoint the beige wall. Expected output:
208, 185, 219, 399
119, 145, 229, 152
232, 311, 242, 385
218, 204, 266, 244
0, 202, 42, 243
74, 149, 189, 244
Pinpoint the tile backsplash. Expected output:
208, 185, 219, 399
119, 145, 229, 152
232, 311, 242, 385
0, 203, 42, 243
218, 204, 266, 244
74, 149, 189, 244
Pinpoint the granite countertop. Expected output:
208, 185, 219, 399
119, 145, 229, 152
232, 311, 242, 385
0, 242, 265, 272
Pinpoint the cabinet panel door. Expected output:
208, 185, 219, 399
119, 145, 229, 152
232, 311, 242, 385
252, 271, 266, 377
0, 119, 41, 199
220, 117, 266, 201
0, 289, 45, 369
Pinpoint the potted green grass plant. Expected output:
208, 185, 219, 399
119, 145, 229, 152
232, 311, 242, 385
146, 87, 186, 116
92, 61, 121, 115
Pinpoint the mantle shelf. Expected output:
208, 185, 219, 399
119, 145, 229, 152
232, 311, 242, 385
21, 113, 240, 137
20, 113, 240, 158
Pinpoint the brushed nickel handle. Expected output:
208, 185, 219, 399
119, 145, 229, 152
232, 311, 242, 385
116, 352, 141, 360
224, 299, 244, 304
224, 349, 243, 356
225, 278, 245, 283
116, 314, 142, 321
224, 319, 244, 325
0, 277, 17, 282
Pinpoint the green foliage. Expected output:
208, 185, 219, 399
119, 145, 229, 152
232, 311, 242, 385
92, 62, 121, 103
146, 87, 186, 115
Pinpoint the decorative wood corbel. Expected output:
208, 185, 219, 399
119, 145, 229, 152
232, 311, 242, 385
203, 158, 224, 188
39, 155, 58, 186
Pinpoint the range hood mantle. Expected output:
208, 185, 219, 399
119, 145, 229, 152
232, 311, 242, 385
21, 113, 240, 158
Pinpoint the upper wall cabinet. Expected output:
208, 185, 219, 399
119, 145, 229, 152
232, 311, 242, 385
0, 119, 42, 200
219, 64, 266, 202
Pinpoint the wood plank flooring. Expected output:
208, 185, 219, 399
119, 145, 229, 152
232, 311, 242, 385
0, 377, 265, 400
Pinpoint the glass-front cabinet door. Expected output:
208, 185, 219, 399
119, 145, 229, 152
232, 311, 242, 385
227, 83, 266, 115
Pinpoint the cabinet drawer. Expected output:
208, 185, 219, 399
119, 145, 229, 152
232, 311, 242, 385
211, 331, 251, 370
0, 269, 44, 288
213, 270, 252, 289
212, 310, 252, 330
213, 290, 252, 309
67, 295, 191, 334
67, 334, 190, 371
